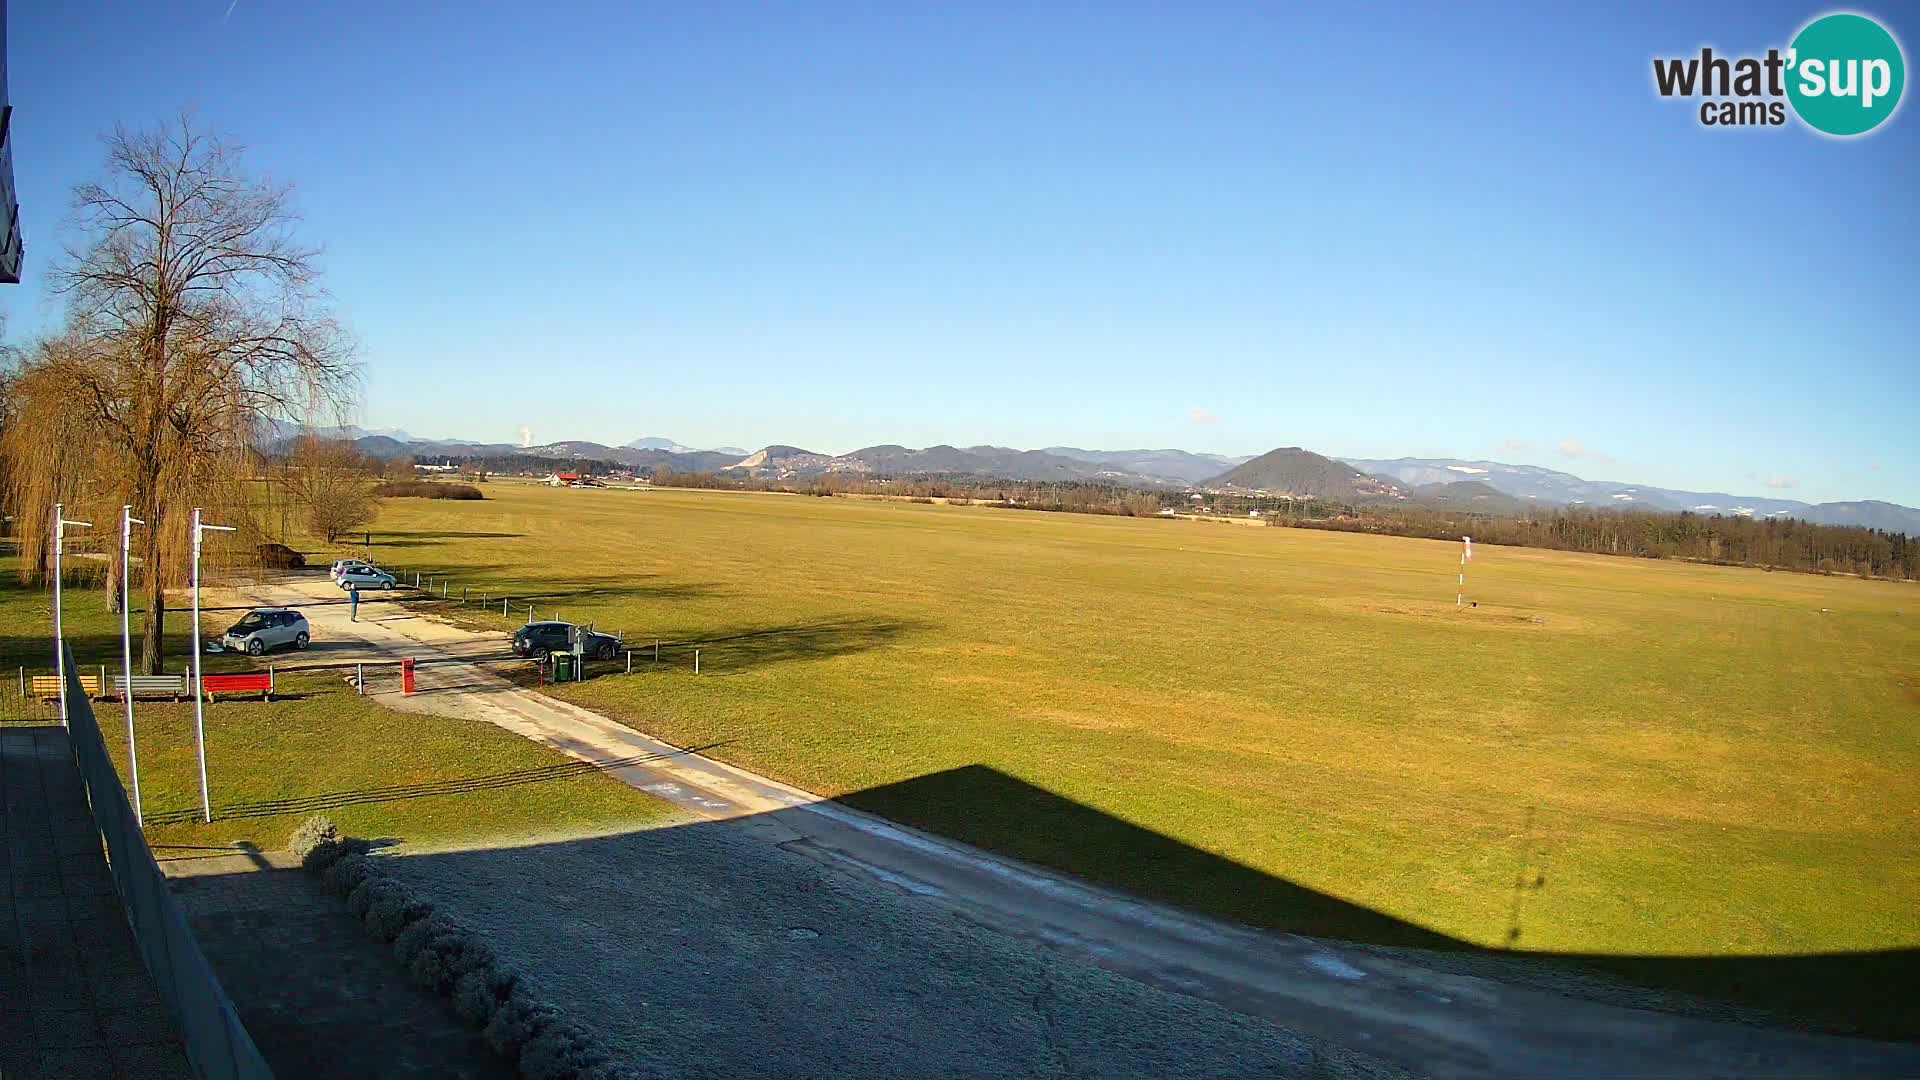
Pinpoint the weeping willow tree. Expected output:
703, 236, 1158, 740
0, 117, 355, 673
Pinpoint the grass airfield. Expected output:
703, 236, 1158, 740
359, 484, 1918, 977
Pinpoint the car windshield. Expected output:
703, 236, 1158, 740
228, 614, 266, 633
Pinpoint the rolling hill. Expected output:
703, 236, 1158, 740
1205, 448, 1403, 501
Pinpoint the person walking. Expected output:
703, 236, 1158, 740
349, 584, 360, 622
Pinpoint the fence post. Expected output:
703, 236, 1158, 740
356, 663, 364, 695
504, 597, 509, 617
100, 664, 107, 699
694, 649, 700, 675
653, 640, 659, 663
626, 651, 633, 674
443, 580, 450, 599
527, 604, 534, 625
463, 587, 468, 604
415, 571, 421, 587
18, 666, 23, 696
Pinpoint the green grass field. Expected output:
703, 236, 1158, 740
345, 484, 1919, 975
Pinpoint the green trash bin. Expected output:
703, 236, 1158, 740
552, 652, 575, 682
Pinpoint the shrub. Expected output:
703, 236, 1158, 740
287, 815, 340, 869
302, 829, 625, 1076
365, 886, 434, 942
484, 990, 563, 1062
453, 964, 517, 1026
520, 1019, 610, 1080
372, 480, 486, 500
345, 876, 379, 918
395, 913, 461, 969
324, 851, 373, 896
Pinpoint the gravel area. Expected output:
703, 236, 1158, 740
385, 818, 1406, 1079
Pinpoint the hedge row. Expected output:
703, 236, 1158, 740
288, 816, 639, 1080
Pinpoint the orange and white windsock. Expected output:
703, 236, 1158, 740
1457, 535, 1472, 606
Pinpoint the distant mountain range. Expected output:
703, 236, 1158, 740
1343, 457, 1920, 532
263, 424, 1917, 532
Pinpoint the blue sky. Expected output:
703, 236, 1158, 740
3, 1, 1915, 505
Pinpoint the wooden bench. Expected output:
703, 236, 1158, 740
118, 674, 189, 701
30, 674, 101, 699
201, 672, 275, 701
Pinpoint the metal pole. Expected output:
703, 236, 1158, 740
122, 506, 146, 825
527, 604, 533, 625
53, 503, 64, 725
694, 649, 700, 675
190, 509, 235, 825
52, 504, 92, 727
626, 650, 632, 674
654, 640, 659, 663
357, 663, 364, 695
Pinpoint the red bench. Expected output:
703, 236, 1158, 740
201, 671, 275, 701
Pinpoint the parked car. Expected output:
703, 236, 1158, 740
329, 559, 373, 581
511, 621, 620, 661
257, 543, 307, 570
217, 608, 310, 655
337, 566, 398, 590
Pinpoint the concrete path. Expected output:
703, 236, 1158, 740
1, 725, 192, 1080
240, 575, 1920, 1079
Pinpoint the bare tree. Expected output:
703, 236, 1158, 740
1, 117, 355, 672
288, 434, 380, 543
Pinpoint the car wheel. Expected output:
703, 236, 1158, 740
598, 642, 617, 660
294, 632, 310, 651
246, 638, 265, 656
536, 649, 552, 663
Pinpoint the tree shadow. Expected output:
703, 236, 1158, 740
832, 765, 1920, 1045
365, 531, 528, 548
565, 618, 933, 676
164, 766, 1920, 1079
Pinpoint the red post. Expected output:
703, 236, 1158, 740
401, 657, 416, 695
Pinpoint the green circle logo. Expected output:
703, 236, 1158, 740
1787, 13, 1906, 136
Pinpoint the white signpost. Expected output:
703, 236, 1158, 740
52, 503, 93, 726
190, 507, 236, 823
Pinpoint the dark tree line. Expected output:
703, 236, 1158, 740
1273, 503, 1919, 581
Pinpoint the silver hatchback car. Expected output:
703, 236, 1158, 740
219, 608, 311, 655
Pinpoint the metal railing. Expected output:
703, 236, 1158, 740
59, 644, 275, 1080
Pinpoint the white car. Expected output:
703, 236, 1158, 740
337, 566, 398, 590
329, 559, 373, 581
218, 608, 311, 655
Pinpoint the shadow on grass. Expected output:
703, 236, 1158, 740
138, 742, 730, 827
501, 618, 933, 680
836, 765, 1920, 1045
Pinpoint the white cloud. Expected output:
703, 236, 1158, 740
1556, 438, 1614, 465
1761, 476, 1795, 490
1187, 406, 1218, 427
1446, 465, 1488, 475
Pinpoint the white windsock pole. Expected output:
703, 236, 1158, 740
1457, 535, 1473, 607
